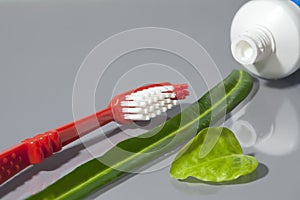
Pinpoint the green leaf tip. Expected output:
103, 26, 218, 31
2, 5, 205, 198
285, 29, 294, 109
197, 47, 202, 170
170, 127, 258, 183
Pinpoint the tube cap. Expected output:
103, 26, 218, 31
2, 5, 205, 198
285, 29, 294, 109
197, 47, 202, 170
292, 0, 300, 7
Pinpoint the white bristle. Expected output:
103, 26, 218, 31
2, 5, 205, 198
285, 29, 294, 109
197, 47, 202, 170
121, 86, 179, 121
148, 106, 154, 112
125, 95, 144, 101
161, 107, 168, 112
159, 101, 165, 106
124, 114, 150, 121
155, 110, 161, 115
165, 99, 171, 104
152, 96, 159, 102
172, 100, 178, 106
154, 104, 160, 109
121, 101, 148, 107
122, 107, 143, 113
166, 104, 173, 109
145, 99, 153, 104
149, 113, 156, 118
170, 93, 176, 98
163, 93, 171, 98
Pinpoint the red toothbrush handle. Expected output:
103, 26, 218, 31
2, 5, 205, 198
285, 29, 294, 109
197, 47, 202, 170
56, 107, 113, 146
0, 143, 30, 185
0, 131, 62, 185
0, 107, 114, 185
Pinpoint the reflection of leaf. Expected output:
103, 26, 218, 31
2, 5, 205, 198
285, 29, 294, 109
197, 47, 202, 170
170, 127, 258, 182
26, 70, 253, 200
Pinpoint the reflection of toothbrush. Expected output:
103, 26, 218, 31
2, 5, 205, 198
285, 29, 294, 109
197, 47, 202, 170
0, 82, 189, 185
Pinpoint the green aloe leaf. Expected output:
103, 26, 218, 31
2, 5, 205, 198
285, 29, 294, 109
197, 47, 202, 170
27, 70, 253, 200
170, 127, 258, 182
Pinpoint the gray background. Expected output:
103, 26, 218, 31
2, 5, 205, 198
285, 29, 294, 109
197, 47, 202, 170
0, 0, 300, 199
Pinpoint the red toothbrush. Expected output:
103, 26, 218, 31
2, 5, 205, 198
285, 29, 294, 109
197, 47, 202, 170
0, 82, 189, 185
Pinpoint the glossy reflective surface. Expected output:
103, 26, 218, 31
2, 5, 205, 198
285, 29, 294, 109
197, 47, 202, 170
0, 0, 299, 200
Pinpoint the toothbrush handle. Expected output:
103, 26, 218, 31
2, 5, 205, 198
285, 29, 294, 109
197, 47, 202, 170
0, 107, 114, 185
0, 143, 30, 185
0, 131, 62, 185
56, 107, 113, 146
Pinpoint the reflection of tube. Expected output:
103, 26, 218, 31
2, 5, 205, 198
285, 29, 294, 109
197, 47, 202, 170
231, 120, 259, 148
227, 88, 299, 156
225, 88, 274, 148
231, 0, 300, 79
254, 98, 299, 156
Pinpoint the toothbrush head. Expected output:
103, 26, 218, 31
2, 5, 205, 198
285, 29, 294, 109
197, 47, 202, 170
110, 82, 189, 124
